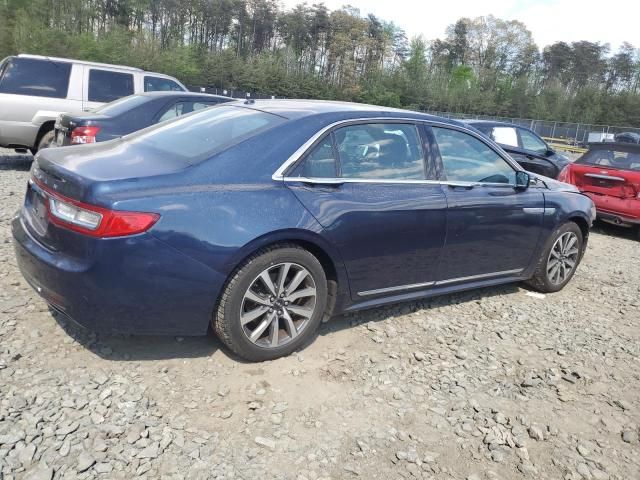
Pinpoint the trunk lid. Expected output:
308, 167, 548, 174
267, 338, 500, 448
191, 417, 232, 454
571, 163, 640, 199
22, 140, 188, 251
54, 113, 108, 147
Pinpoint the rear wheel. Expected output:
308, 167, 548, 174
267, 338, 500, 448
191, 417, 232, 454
36, 129, 55, 153
526, 222, 583, 293
213, 245, 328, 361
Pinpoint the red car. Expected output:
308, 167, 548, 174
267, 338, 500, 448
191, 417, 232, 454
558, 143, 640, 236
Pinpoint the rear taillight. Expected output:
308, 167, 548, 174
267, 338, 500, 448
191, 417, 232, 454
557, 165, 572, 184
33, 179, 159, 237
70, 126, 100, 144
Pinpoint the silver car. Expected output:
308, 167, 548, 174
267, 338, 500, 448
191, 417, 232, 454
0, 54, 187, 153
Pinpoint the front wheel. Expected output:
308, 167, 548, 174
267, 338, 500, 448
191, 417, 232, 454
526, 222, 583, 293
213, 245, 328, 361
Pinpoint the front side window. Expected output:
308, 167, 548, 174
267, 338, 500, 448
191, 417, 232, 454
492, 127, 518, 147
88, 69, 134, 103
0, 57, 71, 98
433, 127, 516, 184
519, 129, 548, 155
144, 76, 184, 92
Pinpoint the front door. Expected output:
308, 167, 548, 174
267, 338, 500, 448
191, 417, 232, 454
430, 126, 545, 282
285, 121, 447, 299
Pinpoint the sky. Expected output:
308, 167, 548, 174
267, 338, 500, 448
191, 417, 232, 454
280, 0, 639, 51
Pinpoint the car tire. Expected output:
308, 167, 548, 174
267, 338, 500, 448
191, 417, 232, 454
213, 245, 328, 362
525, 222, 583, 293
36, 130, 56, 153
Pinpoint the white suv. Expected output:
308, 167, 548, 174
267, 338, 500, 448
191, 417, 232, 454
0, 54, 187, 153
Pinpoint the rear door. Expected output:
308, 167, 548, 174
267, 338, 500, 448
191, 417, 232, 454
431, 125, 545, 282
283, 121, 447, 299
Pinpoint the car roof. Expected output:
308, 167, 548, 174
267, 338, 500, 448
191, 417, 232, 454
237, 99, 466, 125
16, 54, 144, 72
463, 119, 529, 129
140, 91, 232, 101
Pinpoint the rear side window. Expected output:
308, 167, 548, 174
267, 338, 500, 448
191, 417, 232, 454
579, 148, 640, 171
89, 69, 134, 103
0, 57, 71, 98
144, 76, 184, 92
130, 105, 286, 164
157, 100, 216, 123
492, 127, 518, 147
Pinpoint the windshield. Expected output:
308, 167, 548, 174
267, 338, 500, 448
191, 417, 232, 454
93, 95, 149, 115
127, 105, 286, 164
579, 147, 640, 172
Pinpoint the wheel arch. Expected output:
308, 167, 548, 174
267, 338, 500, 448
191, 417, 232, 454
221, 229, 351, 319
33, 120, 56, 151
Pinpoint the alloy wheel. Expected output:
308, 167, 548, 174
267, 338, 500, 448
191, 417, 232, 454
240, 262, 317, 348
546, 232, 580, 285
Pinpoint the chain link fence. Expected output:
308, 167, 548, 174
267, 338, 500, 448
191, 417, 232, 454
421, 110, 640, 146
187, 85, 640, 146
187, 85, 284, 100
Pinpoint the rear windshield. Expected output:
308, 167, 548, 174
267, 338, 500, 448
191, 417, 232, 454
579, 147, 640, 172
127, 105, 286, 164
93, 95, 149, 115
0, 57, 71, 98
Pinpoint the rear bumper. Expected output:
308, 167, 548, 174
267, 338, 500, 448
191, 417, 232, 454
12, 214, 226, 335
584, 192, 640, 227
597, 210, 640, 226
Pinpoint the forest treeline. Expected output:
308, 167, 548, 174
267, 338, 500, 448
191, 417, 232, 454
1, 0, 640, 126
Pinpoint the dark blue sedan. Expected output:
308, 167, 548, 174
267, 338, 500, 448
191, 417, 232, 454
53, 92, 232, 147
12, 101, 596, 361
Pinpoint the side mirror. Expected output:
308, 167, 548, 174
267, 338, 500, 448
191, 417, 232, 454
515, 171, 530, 190
546, 148, 555, 157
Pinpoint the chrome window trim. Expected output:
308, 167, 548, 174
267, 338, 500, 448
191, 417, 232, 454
271, 116, 522, 182
356, 268, 523, 297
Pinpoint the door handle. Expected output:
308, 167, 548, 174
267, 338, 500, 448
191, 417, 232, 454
445, 181, 477, 190
295, 178, 345, 187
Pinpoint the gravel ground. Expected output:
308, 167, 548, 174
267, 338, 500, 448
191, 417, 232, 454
1, 150, 639, 480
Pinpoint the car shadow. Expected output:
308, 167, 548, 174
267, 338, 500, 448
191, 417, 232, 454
49, 283, 521, 363
0, 152, 32, 171
591, 220, 638, 241
49, 307, 223, 362
319, 283, 521, 338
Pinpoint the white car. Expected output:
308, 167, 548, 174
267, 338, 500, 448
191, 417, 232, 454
0, 54, 187, 153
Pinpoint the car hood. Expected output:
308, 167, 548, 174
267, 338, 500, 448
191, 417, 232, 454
530, 173, 580, 193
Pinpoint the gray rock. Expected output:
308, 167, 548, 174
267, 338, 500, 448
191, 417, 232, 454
455, 349, 468, 360
621, 429, 638, 443
77, 452, 96, 472
528, 425, 545, 441
23, 464, 54, 480
138, 442, 160, 459
576, 462, 592, 479
254, 436, 276, 451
